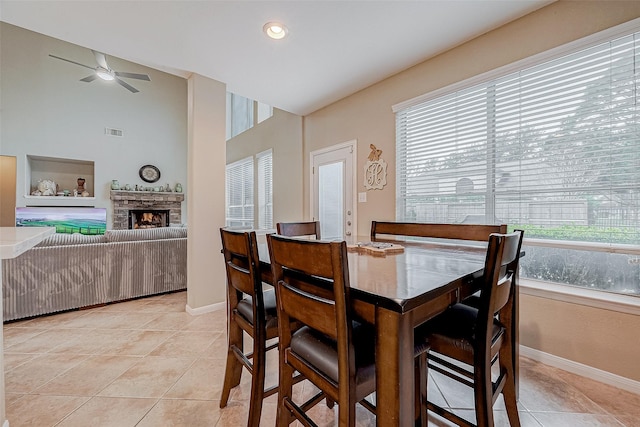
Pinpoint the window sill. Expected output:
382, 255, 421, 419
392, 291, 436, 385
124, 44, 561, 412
520, 278, 640, 316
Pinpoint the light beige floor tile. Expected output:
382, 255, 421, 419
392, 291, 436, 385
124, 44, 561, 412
100, 329, 175, 356
182, 309, 227, 332
7, 394, 90, 426
56, 396, 157, 427
139, 311, 197, 330
57, 311, 161, 329
531, 412, 625, 426
3, 352, 37, 371
97, 355, 194, 398
616, 415, 640, 427
136, 398, 222, 427
5, 353, 88, 393
202, 332, 231, 360
48, 328, 134, 354
97, 297, 154, 312
165, 357, 227, 400
553, 368, 640, 418
148, 330, 220, 357
3, 291, 635, 427
3, 326, 47, 347
517, 360, 607, 414
36, 354, 141, 396
5, 328, 85, 354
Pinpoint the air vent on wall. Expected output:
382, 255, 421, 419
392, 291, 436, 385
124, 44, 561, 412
105, 127, 124, 137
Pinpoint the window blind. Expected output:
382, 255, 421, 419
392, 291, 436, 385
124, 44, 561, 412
225, 156, 254, 228
257, 149, 273, 229
396, 32, 640, 246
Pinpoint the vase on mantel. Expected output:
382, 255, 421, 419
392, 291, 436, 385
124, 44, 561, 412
111, 179, 120, 190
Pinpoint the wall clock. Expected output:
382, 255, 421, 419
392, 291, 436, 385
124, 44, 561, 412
139, 164, 161, 183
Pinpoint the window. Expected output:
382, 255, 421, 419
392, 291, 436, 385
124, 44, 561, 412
225, 157, 253, 228
257, 149, 273, 229
225, 151, 273, 230
395, 27, 640, 296
226, 92, 273, 140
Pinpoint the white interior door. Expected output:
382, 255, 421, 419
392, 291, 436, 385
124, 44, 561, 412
310, 141, 356, 240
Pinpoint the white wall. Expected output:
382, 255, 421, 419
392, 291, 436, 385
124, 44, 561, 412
0, 23, 188, 227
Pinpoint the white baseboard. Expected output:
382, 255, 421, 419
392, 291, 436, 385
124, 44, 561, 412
520, 345, 640, 395
185, 300, 225, 316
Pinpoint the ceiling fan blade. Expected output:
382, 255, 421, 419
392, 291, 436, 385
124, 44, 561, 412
114, 71, 151, 81
49, 54, 95, 70
80, 74, 97, 82
92, 50, 110, 70
115, 77, 139, 93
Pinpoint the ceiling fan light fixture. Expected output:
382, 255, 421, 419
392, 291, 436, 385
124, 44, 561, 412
263, 21, 288, 40
96, 67, 114, 81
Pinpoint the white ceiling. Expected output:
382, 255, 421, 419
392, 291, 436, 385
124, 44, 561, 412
1, 0, 553, 115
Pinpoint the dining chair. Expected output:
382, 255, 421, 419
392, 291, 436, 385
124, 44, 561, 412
219, 228, 281, 427
276, 221, 322, 239
267, 234, 377, 427
370, 221, 507, 242
414, 230, 525, 427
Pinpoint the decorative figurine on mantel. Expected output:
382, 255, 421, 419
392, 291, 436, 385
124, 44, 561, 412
175, 183, 183, 193
165, 183, 172, 192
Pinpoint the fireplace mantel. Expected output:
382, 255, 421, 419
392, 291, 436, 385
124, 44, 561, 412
110, 190, 184, 229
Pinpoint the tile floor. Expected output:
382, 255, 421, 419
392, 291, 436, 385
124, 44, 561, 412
3, 290, 639, 426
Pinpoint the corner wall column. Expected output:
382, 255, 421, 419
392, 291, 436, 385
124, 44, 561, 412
186, 74, 227, 311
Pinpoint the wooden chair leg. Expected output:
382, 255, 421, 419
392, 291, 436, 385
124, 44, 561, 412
500, 345, 521, 427
220, 320, 244, 408
247, 338, 267, 427
473, 359, 494, 427
415, 352, 428, 427
277, 354, 295, 427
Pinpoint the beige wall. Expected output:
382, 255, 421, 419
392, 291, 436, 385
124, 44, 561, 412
226, 108, 304, 225
301, 1, 640, 382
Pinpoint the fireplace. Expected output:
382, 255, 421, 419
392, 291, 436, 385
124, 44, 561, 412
111, 190, 184, 230
129, 209, 170, 229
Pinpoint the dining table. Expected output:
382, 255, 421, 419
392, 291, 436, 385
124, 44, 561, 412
257, 234, 509, 427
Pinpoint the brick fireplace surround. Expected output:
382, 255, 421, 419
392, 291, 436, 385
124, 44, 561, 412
110, 190, 184, 229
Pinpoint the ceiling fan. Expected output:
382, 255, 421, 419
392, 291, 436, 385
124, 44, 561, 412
49, 50, 151, 93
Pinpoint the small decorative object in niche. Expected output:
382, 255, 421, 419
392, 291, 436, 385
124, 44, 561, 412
36, 179, 57, 196
364, 144, 387, 190
139, 164, 161, 183
77, 178, 85, 192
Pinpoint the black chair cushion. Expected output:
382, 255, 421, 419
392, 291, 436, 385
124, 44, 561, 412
290, 321, 376, 398
236, 288, 278, 329
416, 303, 503, 364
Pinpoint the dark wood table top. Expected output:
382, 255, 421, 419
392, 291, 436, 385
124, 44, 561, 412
258, 235, 487, 313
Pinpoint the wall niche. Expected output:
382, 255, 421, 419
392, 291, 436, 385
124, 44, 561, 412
25, 155, 95, 206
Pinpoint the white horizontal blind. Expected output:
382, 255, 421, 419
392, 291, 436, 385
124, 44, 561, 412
225, 156, 254, 228
396, 32, 640, 246
257, 149, 273, 229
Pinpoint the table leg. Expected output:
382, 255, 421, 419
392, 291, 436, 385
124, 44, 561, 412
375, 306, 414, 427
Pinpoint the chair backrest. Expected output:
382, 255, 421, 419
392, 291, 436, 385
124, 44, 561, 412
277, 221, 322, 240
267, 233, 353, 386
220, 228, 266, 325
370, 221, 507, 242
476, 230, 524, 349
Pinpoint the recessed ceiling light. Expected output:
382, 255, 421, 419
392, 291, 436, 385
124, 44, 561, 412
263, 21, 288, 40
